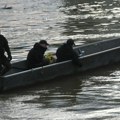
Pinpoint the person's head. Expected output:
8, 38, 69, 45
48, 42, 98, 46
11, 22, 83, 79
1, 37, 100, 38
66, 39, 75, 46
39, 40, 49, 48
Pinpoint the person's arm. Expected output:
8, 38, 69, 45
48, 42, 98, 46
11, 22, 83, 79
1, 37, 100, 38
72, 50, 82, 66
3, 36, 12, 61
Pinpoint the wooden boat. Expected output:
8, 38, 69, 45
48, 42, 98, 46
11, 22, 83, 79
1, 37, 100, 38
0, 37, 120, 92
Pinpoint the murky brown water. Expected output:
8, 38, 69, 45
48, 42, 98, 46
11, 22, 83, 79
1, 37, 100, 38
0, 0, 120, 119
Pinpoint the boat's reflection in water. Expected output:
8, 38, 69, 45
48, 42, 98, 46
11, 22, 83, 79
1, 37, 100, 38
22, 62, 120, 107
23, 74, 83, 108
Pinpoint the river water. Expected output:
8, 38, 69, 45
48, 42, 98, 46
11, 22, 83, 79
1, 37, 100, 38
0, 0, 120, 119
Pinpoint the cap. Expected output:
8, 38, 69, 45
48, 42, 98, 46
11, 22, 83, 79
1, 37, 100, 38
67, 39, 75, 46
39, 40, 49, 45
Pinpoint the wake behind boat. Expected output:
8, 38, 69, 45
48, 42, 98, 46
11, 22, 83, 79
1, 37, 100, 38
0, 37, 120, 92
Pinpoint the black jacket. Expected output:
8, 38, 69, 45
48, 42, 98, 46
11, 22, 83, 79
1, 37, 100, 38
27, 43, 47, 68
56, 43, 81, 66
0, 34, 11, 60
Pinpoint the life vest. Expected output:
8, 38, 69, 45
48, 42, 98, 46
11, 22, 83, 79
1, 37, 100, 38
44, 53, 56, 64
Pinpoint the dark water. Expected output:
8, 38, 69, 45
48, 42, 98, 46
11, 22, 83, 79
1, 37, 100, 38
0, 0, 120, 119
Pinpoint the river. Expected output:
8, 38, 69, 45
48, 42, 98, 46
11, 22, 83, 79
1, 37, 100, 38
0, 0, 120, 119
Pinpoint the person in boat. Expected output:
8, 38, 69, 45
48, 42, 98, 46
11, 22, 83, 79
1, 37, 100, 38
26, 40, 49, 69
56, 39, 82, 66
0, 34, 12, 75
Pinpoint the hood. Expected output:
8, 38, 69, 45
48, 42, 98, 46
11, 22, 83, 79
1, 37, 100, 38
34, 43, 47, 53
34, 43, 40, 49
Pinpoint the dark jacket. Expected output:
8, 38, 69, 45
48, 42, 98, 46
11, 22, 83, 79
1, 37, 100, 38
56, 43, 81, 66
0, 34, 12, 61
27, 43, 47, 68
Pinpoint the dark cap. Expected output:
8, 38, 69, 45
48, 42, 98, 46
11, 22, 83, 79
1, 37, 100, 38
66, 39, 75, 46
39, 40, 49, 45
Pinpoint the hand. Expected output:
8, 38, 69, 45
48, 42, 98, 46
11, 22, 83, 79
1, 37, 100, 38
8, 55, 12, 61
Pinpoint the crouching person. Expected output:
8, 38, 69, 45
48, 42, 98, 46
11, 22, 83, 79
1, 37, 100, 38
0, 34, 12, 76
26, 40, 49, 69
56, 39, 82, 67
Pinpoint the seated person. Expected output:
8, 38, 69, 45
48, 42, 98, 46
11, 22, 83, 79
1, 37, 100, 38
26, 40, 49, 69
56, 39, 82, 66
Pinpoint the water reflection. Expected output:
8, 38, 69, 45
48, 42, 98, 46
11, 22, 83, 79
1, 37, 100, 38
23, 75, 83, 108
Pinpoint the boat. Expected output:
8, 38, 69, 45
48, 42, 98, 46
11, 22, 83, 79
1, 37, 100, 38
2, 4, 13, 9
0, 37, 120, 92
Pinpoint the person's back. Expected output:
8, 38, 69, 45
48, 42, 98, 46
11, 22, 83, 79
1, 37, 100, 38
26, 40, 49, 69
0, 34, 9, 57
56, 43, 73, 62
56, 39, 82, 66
